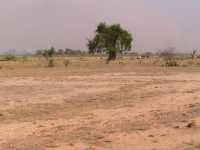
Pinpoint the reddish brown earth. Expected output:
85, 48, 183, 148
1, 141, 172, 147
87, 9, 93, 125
0, 60, 200, 150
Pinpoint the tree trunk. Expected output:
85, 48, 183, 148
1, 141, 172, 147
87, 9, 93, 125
106, 50, 117, 64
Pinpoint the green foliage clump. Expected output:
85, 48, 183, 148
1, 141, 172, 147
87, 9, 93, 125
36, 47, 56, 67
88, 22, 133, 62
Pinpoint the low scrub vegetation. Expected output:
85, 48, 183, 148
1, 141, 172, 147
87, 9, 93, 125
36, 47, 56, 67
1, 54, 17, 61
159, 48, 178, 67
1, 50, 200, 68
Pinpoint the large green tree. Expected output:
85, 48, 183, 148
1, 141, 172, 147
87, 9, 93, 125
87, 22, 133, 62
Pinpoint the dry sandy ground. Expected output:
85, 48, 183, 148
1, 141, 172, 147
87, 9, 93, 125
0, 61, 200, 150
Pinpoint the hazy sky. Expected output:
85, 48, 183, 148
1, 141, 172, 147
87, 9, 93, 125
0, 0, 200, 52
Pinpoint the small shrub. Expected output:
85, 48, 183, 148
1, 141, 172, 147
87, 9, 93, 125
39, 47, 56, 67
160, 47, 178, 67
164, 59, 178, 67
63, 59, 70, 67
48, 58, 54, 67
141, 52, 154, 58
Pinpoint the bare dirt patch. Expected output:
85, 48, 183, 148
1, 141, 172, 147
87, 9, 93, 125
0, 59, 200, 150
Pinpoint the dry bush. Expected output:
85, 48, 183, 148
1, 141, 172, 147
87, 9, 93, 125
192, 49, 198, 60
63, 59, 70, 67
159, 48, 178, 67
48, 58, 55, 67
141, 52, 154, 58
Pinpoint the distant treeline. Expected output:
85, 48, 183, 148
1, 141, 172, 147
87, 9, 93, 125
35, 48, 86, 56
1, 47, 199, 59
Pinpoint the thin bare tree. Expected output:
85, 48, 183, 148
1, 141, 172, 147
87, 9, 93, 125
192, 49, 198, 60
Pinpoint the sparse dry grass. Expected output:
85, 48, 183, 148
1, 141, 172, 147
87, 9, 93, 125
1, 54, 200, 69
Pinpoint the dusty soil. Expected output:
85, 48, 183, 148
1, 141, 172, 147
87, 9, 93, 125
0, 59, 200, 150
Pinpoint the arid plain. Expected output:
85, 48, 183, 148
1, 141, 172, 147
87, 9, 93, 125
0, 57, 200, 150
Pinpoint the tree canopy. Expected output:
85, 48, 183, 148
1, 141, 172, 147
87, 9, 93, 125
87, 22, 133, 61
